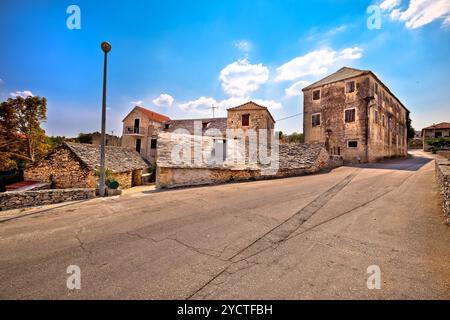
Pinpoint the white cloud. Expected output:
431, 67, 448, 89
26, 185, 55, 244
382, 0, 450, 29
219, 58, 269, 97
380, 0, 401, 11
275, 47, 363, 82
285, 80, 311, 97
178, 96, 282, 118
152, 93, 174, 107
234, 40, 252, 52
0, 78, 4, 84
10, 90, 33, 98
326, 25, 348, 36
130, 100, 144, 106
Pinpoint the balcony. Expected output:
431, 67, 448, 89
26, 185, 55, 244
124, 126, 146, 135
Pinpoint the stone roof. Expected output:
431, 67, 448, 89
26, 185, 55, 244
65, 143, 148, 173
163, 118, 228, 136
123, 106, 171, 123
422, 122, 450, 130
303, 67, 369, 90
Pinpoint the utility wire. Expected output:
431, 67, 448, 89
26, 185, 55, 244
276, 112, 303, 122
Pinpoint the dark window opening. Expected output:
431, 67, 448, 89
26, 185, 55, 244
345, 109, 356, 123
312, 114, 321, 127
202, 122, 210, 129
346, 81, 355, 93
374, 110, 379, 124
150, 139, 157, 149
348, 140, 358, 148
337, 147, 341, 155
134, 119, 140, 134
164, 123, 170, 129
135, 138, 142, 154
435, 132, 443, 138
313, 90, 321, 100
242, 114, 250, 126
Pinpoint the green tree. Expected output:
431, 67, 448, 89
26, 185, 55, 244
76, 133, 93, 144
406, 112, 415, 142
0, 96, 49, 169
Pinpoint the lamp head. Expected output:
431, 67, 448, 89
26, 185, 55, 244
101, 42, 111, 53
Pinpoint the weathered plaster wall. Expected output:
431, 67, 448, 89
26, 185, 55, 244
0, 188, 96, 211
303, 74, 407, 163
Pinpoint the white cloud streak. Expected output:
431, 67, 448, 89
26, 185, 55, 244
152, 93, 174, 107
10, 90, 34, 98
275, 47, 363, 82
285, 81, 311, 97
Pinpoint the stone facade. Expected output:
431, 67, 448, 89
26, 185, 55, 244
435, 155, 450, 224
156, 132, 329, 188
92, 132, 122, 147
227, 102, 275, 131
24, 143, 147, 190
121, 106, 170, 163
0, 188, 96, 211
303, 67, 408, 163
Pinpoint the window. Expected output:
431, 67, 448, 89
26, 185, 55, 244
382, 115, 385, 127
345, 109, 356, 123
150, 139, 157, 149
348, 140, 358, 148
346, 81, 355, 93
374, 109, 379, 124
312, 113, 321, 127
202, 122, 210, 129
313, 90, 321, 100
164, 123, 170, 129
242, 114, 250, 126
375, 83, 379, 96
435, 131, 443, 138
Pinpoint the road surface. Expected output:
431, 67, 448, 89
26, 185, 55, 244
0, 150, 449, 299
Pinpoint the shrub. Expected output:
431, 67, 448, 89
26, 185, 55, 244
427, 137, 450, 150
107, 179, 119, 190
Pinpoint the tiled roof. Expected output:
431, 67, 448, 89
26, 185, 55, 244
422, 122, 450, 130
227, 101, 276, 123
303, 67, 369, 90
65, 143, 148, 173
123, 106, 171, 123
163, 118, 228, 136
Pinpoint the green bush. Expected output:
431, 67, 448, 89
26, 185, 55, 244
107, 179, 119, 190
426, 137, 450, 150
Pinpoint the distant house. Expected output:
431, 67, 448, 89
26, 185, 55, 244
24, 143, 148, 189
121, 106, 171, 163
422, 122, 450, 151
91, 132, 122, 147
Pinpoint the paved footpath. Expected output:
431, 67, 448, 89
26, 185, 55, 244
0, 150, 449, 299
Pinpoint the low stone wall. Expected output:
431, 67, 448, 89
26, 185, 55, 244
156, 132, 330, 188
435, 155, 450, 224
0, 188, 96, 211
437, 150, 450, 160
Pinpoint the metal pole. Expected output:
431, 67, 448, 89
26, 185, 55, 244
99, 42, 111, 197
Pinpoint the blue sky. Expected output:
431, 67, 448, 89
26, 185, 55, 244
0, 0, 449, 136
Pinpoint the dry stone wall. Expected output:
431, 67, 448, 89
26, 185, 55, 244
435, 155, 450, 224
0, 188, 96, 211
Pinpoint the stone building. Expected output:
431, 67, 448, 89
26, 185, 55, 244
302, 67, 409, 163
421, 122, 450, 151
121, 106, 171, 163
24, 143, 148, 189
91, 132, 122, 147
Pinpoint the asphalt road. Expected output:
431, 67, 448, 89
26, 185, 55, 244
1, 150, 449, 299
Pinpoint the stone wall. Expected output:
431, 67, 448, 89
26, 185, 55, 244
24, 148, 97, 189
156, 133, 330, 188
0, 188, 96, 211
435, 155, 450, 224
303, 73, 408, 163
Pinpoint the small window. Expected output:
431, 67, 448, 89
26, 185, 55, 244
150, 139, 157, 149
346, 81, 355, 93
313, 90, 321, 101
345, 109, 356, 123
382, 115, 385, 127
202, 122, 210, 129
348, 141, 358, 148
312, 113, 321, 127
374, 109, 379, 124
375, 83, 379, 95
164, 123, 170, 129
242, 114, 250, 126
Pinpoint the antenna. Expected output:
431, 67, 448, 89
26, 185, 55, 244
210, 105, 218, 118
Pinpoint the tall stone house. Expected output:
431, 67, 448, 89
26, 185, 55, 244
302, 67, 409, 163
122, 101, 276, 163
121, 106, 171, 163
421, 122, 450, 151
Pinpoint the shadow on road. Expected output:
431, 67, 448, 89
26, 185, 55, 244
347, 154, 433, 172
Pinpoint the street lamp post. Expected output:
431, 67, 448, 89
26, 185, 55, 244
99, 41, 111, 197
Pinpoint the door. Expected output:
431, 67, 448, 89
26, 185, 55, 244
135, 138, 141, 154
134, 119, 140, 134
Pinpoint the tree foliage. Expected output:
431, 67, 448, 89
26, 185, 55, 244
406, 112, 415, 142
0, 96, 49, 170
